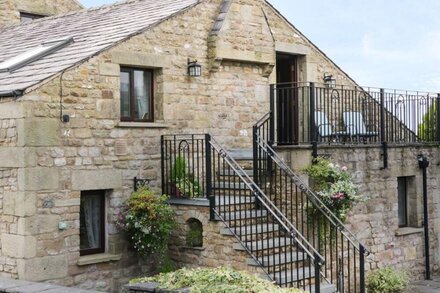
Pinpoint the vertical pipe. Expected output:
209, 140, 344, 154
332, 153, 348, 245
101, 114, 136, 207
205, 134, 214, 220
418, 155, 431, 279
310, 82, 317, 157
253, 125, 259, 187
380, 89, 388, 169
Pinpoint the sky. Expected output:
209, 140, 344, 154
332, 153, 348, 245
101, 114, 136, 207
80, 0, 440, 93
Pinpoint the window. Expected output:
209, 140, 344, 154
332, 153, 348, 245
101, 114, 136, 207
80, 190, 105, 255
120, 67, 154, 122
20, 12, 46, 23
397, 176, 417, 228
0, 37, 74, 73
186, 218, 203, 247
397, 177, 408, 227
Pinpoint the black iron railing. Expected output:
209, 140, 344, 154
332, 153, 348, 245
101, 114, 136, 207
254, 120, 369, 292
162, 134, 325, 292
161, 135, 208, 199
271, 82, 440, 146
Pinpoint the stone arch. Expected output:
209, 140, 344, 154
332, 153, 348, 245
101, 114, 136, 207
185, 218, 203, 247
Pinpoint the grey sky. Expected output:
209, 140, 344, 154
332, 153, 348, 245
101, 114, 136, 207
80, 0, 440, 92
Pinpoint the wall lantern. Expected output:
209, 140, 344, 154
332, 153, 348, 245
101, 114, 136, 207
187, 58, 201, 77
323, 73, 336, 88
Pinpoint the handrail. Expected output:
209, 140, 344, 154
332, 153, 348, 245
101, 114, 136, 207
255, 133, 369, 255
209, 136, 325, 265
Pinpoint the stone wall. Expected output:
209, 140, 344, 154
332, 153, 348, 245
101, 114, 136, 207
278, 145, 440, 279
0, 0, 83, 27
0, 0, 413, 291
168, 202, 264, 276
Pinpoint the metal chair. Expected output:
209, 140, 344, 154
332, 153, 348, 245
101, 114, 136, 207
315, 111, 349, 143
342, 111, 378, 142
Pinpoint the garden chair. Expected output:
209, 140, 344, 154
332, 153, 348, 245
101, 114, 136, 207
315, 111, 349, 143
342, 111, 378, 142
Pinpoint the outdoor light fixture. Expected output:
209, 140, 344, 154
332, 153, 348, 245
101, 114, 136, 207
187, 58, 201, 77
323, 73, 336, 88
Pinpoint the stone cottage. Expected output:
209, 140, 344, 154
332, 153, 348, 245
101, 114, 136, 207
0, 0, 83, 26
0, 0, 439, 292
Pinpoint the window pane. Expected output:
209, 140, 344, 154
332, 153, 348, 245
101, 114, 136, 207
80, 193, 104, 251
133, 70, 151, 120
397, 177, 407, 227
120, 71, 131, 118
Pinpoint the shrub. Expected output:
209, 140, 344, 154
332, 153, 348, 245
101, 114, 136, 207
131, 267, 302, 293
303, 157, 362, 222
366, 267, 409, 293
170, 156, 202, 198
116, 187, 176, 257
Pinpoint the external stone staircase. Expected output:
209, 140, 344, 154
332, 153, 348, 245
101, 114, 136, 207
211, 148, 336, 293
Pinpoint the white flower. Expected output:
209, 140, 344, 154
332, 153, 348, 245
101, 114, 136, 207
328, 163, 335, 168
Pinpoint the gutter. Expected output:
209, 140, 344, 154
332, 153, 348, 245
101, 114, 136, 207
0, 89, 24, 98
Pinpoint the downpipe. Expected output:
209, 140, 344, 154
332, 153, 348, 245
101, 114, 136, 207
418, 154, 430, 280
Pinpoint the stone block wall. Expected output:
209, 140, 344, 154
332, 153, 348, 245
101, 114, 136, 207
0, 0, 402, 291
168, 202, 264, 276
279, 145, 440, 280
0, 0, 83, 27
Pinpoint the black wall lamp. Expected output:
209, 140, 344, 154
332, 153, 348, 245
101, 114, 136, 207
324, 73, 336, 88
188, 58, 201, 77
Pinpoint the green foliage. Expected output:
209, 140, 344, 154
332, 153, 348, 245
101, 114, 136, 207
418, 103, 438, 142
366, 267, 409, 293
170, 156, 203, 198
131, 267, 302, 293
171, 156, 187, 179
303, 157, 362, 222
116, 187, 176, 257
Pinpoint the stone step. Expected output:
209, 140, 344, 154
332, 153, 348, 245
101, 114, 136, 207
309, 283, 337, 293
221, 223, 279, 236
215, 209, 268, 221
272, 267, 315, 284
247, 251, 307, 266
227, 149, 253, 160
215, 195, 255, 206
233, 237, 294, 251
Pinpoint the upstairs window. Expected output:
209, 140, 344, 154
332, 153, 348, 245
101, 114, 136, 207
120, 67, 154, 122
20, 12, 46, 23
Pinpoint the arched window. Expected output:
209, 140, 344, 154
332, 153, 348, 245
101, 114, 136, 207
186, 218, 203, 247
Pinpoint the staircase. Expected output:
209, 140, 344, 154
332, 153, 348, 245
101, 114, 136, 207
161, 134, 367, 293
212, 148, 335, 292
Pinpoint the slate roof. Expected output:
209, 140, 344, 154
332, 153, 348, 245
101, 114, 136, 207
0, 0, 199, 94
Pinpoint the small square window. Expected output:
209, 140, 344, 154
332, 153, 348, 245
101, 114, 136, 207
80, 190, 105, 255
20, 12, 46, 22
120, 67, 154, 122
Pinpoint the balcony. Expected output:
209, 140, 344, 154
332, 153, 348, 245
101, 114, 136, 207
270, 82, 440, 147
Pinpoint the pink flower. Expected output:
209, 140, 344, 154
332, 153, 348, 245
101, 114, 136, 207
331, 192, 345, 201
341, 166, 348, 172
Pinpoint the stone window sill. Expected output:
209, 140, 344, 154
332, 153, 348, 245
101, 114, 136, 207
77, 253, 121, 266
117, 121, 168, 128
395, 227, 424, 236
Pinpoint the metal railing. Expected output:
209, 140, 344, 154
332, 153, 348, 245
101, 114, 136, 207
162, 134, 325, 292
271, 82, 440, 146
254, 114, 369, 292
